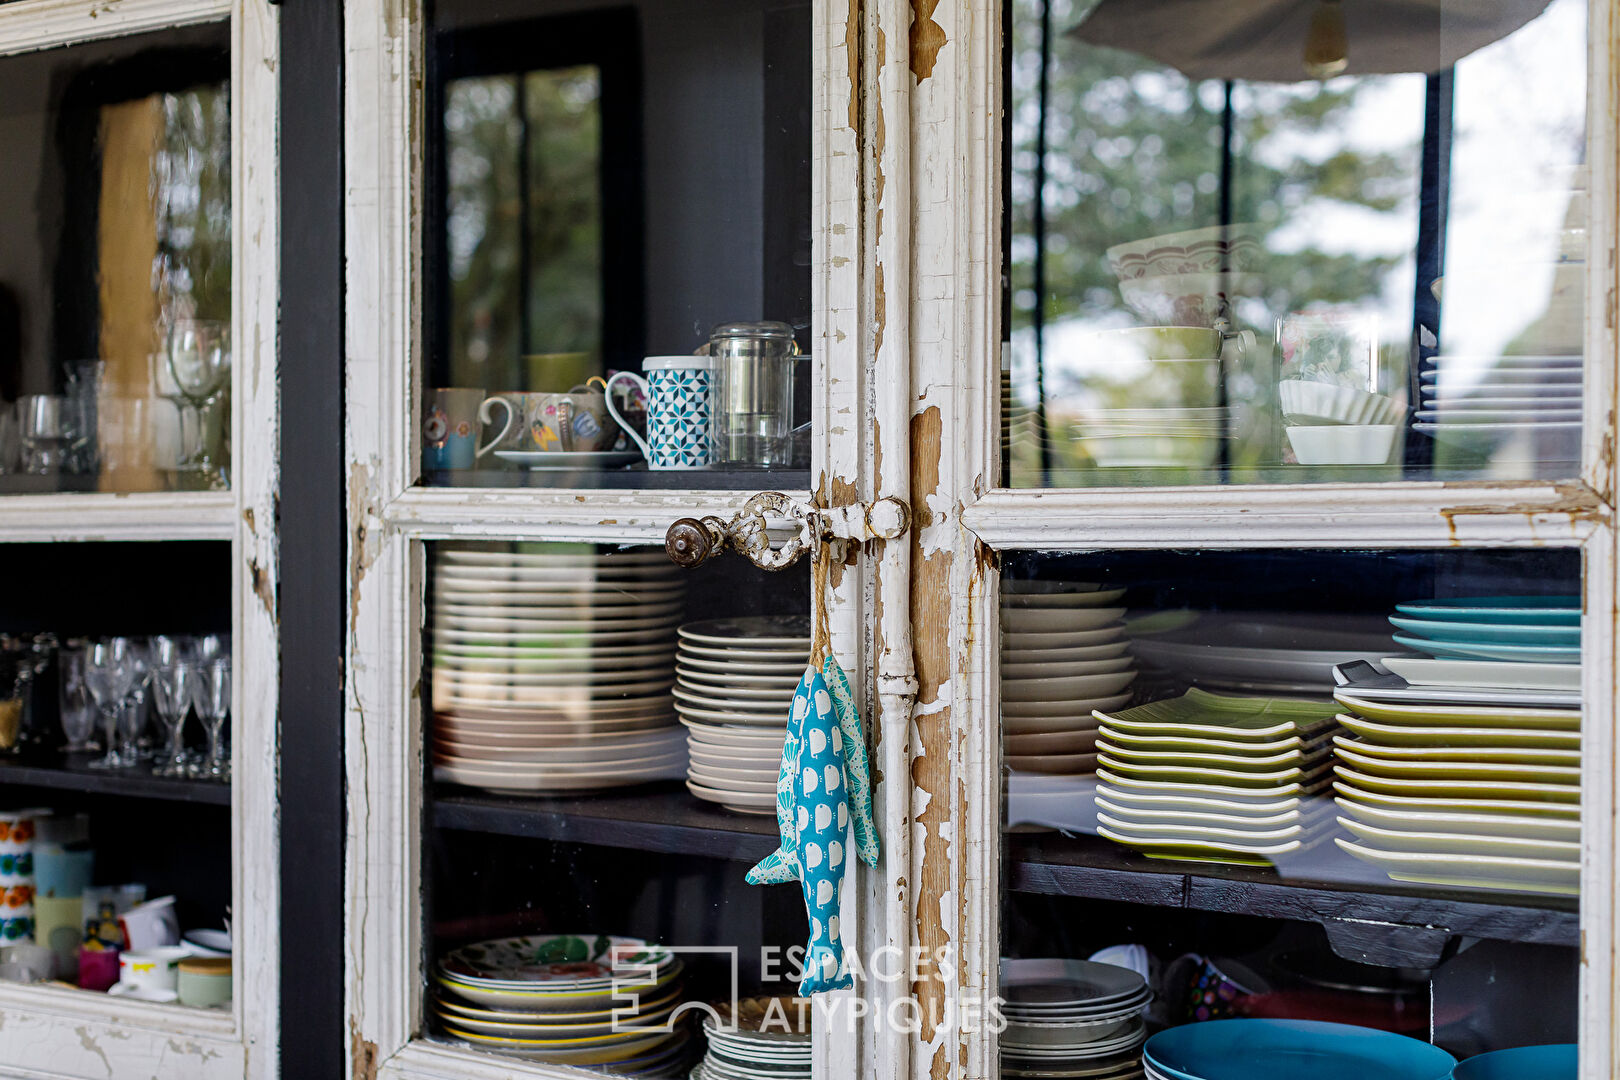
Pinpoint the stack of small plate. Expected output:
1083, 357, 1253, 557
676, 616, 811, 815
1094, 689, 1342, 866
1384, 595, 1581, 672
429, 546, 688, 795
692, 996, 811, 1080
1415, 355, 1582, 462
1332, 690, 1581, 896
1003, 582, 1136, 777
1001, 958, 1150, 1080
1143, 1019, 1455, 1080
1072, 408, 1232, 469
433, 933, 691, 1074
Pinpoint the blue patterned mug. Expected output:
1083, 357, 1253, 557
605, 357, 715, 470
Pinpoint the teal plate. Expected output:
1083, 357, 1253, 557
1144, 1019, 1454, 1080
1388, 616, 1580, 646
1391, 634, 1581, 665
1394, 597, 1579, 626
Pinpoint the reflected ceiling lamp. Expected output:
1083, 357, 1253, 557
1068, 0, 1554, 82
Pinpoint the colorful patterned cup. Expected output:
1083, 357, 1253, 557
476, 389, 625, 457
422, 388, 485, 471
605, 357, 714, 470
0, 813, 34, 946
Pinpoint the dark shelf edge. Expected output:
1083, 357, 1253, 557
431, 786, 779, 864
0, 759, 231, 806
1008, 841, 1578, 948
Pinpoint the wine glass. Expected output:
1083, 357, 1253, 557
83, 639, 135, 769
115, 640, 155, 768
58, 643, 98, 753
150, 662, 197, 778
191, 657, 231, 781
166, 320, 231, 487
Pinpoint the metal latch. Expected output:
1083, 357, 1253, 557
664, 492, 911, 571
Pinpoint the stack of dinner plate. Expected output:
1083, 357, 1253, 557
433, 933, 691, 1074
1415, 355, 1582, 462
428, 546, 688, 795
1001, 959, 1150, 1080
692, 996, 811, 1080
676, 616, 811, 815
1003, 582, 1136, 777
1072, 408, 1232, 469
1093, 690, 1342, 866
1129, 612, 1393, 696
1384, 595, 1581, 673
1332, 691, 1581, 896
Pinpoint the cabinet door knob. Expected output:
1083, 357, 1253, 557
665, 517, 723, 568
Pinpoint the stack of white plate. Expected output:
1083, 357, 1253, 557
676, 616, 811, 815
1003, 582, 1136, 777
692, 997, 811, 1080
1130, 613, 1393, 696
433, 934, 691, 1075
1072, 408, 1231, 469
1001, 959, 1150, 1080
1094, 690, 1342, 866
1332, 690, 1580, 896
1416, 355, 1582, 460
429, 546, 687, 795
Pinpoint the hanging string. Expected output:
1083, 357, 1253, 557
810, 540, 832, 667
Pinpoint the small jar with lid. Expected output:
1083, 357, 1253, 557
705, 321, 800, 468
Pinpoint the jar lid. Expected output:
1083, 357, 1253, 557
179, 956, 232, 975
708, 321, 796, 341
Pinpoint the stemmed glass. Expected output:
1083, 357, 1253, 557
83, 639, 136, 769
58, 643, 98, 752
191, 657, 231, 781
150, 662, 198, 778
166, 320, 231, 488
115, 640, 154, 767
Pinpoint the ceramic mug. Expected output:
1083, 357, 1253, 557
476, 388, 624, 458
605, 357, 714, 470
422, 388, 484, 471
178, 955, 232, 1008
110, 945, 189, 1000
77, 946, 119, 991
119, 895, 179, 951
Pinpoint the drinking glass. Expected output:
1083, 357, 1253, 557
83, 639, 135, 769
18, 395, 70, 476
166, 320, 231, 487
116, 641, 155, 767
58, 644, 97, 752
150, 662, 197, 778
191, 657, 231, 781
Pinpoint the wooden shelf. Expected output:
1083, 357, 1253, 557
1009, 833, 1578, 958
431, 783, 780, 863
0, 751, 231, 806
422, 467, 813, 491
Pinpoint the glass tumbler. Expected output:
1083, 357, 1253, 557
707, 321, 799, 468
18, 395, 70, 475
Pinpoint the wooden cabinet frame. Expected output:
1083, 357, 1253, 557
0, 0, 280, 1077
342, 3, 1620, 1080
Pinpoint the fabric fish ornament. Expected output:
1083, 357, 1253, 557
746, 546, 879, 996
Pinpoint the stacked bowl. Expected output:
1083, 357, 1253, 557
433, 933, 690, 1074
1142, 1019, 1455, 1080
1001, 958, 1150, 1080
676, 616, 811, 814
1106, 226, 1264, 331
1002, 582, 1135, 777
692, 997, 811, 1080
1280, 379, 1402, 466
1093, 690, 1341, 866
1066, 328, 1230, 471
428, 546, 688, 796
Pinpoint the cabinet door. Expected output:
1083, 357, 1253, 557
341, 0, 902, 1077
885, 0, 1619, 1078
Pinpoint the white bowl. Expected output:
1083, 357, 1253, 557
1106, 225, 1263, 281
1285, 424, 1399, 465
1279, 380, 1401, 426
1118, 273, 1265, 327
1077, 434, 1224, 469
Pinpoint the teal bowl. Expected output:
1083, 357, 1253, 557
1452, 1044, 1576, 1080
1143, 1019, 1455, 1080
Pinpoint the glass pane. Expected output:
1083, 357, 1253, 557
1004, 0, 1588, 487
423, 1, 813, 489
998, 549, 1580, 1074
0, 25, 232, 493
0, 542, 233, 1005
422, 540, 817, 1069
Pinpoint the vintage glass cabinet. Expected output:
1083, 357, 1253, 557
0, 0, 279, 1076
340, 0, 1620, 1079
